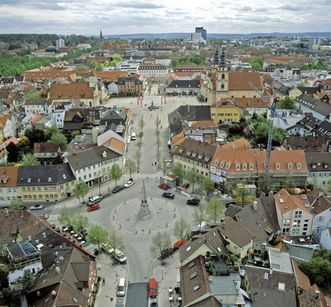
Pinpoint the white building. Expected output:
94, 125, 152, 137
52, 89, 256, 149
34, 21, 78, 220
138, 64, 168, 81
56, 38, 65, 49
116, 61, 140, 74
305, 152, 331, 190
6, 241, 43, 288
65, 145, 123, 186
0, 113, 17, 139
320, 228, 331, 250
107, 82, 119, 95
24, 99, 50, 116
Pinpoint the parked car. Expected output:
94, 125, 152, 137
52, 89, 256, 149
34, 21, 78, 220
173, 239, 187, 250
148, 278, 158, 298
162, 192, 175, 199
186, 198, 200, 206
29, 204, 44, 210
124, 180, 134, 188
102, 243, 127, 264
159, 183, 169, 190
112, 185, 125, 193
88, 195, 102, 205
87, 203, 100, 212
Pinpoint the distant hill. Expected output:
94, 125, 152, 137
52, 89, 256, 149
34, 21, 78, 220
106, 32, 331, 40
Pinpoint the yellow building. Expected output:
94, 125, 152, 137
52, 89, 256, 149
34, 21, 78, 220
211, 103, 243, 124
17, 163, 76, 204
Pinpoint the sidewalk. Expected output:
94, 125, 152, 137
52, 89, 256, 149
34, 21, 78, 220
94, 253, 128, 307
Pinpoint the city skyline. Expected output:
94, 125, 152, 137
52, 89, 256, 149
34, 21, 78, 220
0, 0, 330, 35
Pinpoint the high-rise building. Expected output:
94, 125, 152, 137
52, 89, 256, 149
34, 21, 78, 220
195, 27, 207, 41
55, 38, 65, 49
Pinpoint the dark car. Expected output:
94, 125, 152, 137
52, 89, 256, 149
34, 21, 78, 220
162, 192, 175, 199
112, 185, 125, 193
186, 198, 200, 206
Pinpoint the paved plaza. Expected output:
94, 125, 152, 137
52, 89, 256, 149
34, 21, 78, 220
45, 87, 202, 307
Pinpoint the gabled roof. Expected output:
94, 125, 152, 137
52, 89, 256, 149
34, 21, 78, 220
305, 152, 331, 172
33, 142, 61, 154
180, 255, 211, 306
94, 70, 129, 82
0, 166, 19, 187
215, 97, 269, 109
179, 228, 228, 263
50, 82, 94, 100
245, 265, 297, 307
274, 189, 312, 215
24, 70, 76, 81
24, 99, 50, 106
228, 71, 263, 91
235, 198, 278, 245
285, 136, 329, 152
190, 120, 218, 129
173, 138, 217, 166
217, 217, 254, 247
167, 79, 200, 89
66, 145, 121, 170
17, 163, 75, 186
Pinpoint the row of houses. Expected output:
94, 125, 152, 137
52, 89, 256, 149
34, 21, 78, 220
172, 136, 331, 192
0, 139, 124, 206
178, 188, 331, 306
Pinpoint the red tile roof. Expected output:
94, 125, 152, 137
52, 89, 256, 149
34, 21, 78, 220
228, 71, 263, 91
49, 82, 94, 100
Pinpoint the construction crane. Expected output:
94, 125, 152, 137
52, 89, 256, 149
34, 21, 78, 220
250, 84, 287, 183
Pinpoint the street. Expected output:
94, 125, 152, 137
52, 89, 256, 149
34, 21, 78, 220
45, 85, 201, 307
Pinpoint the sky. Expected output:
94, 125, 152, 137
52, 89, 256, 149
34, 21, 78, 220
0, 0, 330, 35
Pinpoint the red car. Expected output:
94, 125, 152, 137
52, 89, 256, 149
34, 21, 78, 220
87, 203, 100, 212
173, 239, 188, 250
148, 278, 158, 298
159, 183, 169, 190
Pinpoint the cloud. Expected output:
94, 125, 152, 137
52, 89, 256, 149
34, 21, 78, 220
0, 0, 330, 34
112, 1, 164, 9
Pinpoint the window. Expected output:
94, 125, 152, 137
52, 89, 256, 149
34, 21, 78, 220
249, 163, 254, 171
235, 164, 240, 171
291, 228, 300, 236
294, 210, 302, 218
242, 163, 247, 171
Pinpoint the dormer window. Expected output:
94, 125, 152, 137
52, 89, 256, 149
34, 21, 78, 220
287, 163, 292, 170
242, 163, 247, 171
249, 163, 254, 171
275, 163, 280, 170
220, 161, 225, 168
225, 162, 231, 169
235, 163, 240, 171
296, 163, 302, 170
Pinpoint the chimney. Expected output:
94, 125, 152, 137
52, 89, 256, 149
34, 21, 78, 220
42, 232, 47, 238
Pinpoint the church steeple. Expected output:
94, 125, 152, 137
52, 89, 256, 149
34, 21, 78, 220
213, 46, 220, 66
99, 29, 104, 41
220, 48, 225, 68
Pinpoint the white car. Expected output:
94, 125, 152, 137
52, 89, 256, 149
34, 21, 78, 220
124, 180, 134, 188
29, 204, 44, 210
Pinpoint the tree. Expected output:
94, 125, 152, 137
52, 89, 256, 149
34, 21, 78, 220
137, 131, 143, 139
19, 153, 39, 166
284, 175, 296, 191
173, 218, 190, 240
233, 181, 250, 205
186, 167, 200, 192
58, 206, 74, 226
71, 214, 89, 233
22, 271, 34, 294
139, 117, 144, 130
278, 96, 295, 109
110, 163, 123, 186
24, 91, 41, 101
6, 142, 19, 163
10, 199, 23, 211
73, 180, 89, 204
327, 181, 331, 193
201, 177, 215, 195
125, 159, 136, 178
50, 133, 67, 151
87, 224, 109, 250
206, 197, 225, 224
300, 257, 331, 287
173, 163, 184, 184
45, 125, 60, 139
193, 204, 207, 231
24, 127, 45, 145
150, 231, 171, 261
272, 128, 286, 146
108, 233, 124, 251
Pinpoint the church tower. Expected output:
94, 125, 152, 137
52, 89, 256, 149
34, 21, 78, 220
99, 29, 104, 41
215, 48, 229, 100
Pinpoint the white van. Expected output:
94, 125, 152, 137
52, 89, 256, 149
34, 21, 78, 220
131, 132, 136, 141
117, 278, 126, 297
